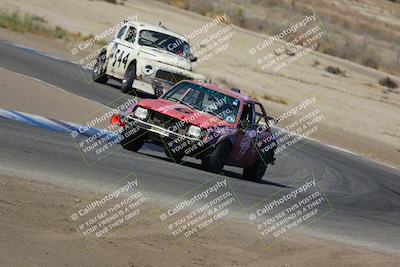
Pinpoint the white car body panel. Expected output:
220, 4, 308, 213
102, 21, 205, 96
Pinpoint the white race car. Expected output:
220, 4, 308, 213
92, 21, 205, 97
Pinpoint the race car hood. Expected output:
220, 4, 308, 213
138, 46, 192, 71
138, 98, 233, 128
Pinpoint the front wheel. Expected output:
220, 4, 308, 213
120, 128, 144, 152
243, 160, 267, 183
155, 87, 164, 98
121, 63, 136, 93
165, 149, 184, 163
202, 141, 230, 173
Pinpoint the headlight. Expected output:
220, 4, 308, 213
134, 107, 148, 120
187, 125, 201, 138
143, 65, 155, 75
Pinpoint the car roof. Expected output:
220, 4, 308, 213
187, 80, 256, 103
126, 21, 187, 41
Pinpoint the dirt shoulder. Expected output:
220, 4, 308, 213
1, 174, 399, 267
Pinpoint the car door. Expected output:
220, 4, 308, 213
228, 102, 258, 167
108, 25, 137, 77
254, 102, 276, 159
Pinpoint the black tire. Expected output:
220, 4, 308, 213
121, 63, 136, 93
165, 149, 184, 163
120, 128, 144, 152
243, 160, 267, 183
92, 53, 108, 84
202, 141, 230, 173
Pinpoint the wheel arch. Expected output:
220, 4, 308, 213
216, 137, 233, 153
126, 59, 137, 72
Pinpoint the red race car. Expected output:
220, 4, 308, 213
112, 80, 277, 182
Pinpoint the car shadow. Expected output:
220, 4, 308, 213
137, 151, 289, 188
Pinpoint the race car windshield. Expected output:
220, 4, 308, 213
139, 30, 190, 59
163, 82, 241, 124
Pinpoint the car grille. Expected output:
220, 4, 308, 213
155, 70, 189, 84
149, 110, 188, 134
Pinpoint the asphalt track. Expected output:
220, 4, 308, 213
1, 39, 400, 253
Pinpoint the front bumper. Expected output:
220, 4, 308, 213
124, 116, 210, 157
134, 72, 187, 97
136, 62, 199, 96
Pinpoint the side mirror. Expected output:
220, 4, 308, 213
266, 116, 279, 125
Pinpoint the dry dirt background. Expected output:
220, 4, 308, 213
1, 174, 400, 267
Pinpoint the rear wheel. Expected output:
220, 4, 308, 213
120, 128, 144, 152
202, 141, 230, 173
121, 63, 136, 93
243, 160, 267, 183
92, 53, 108, 84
